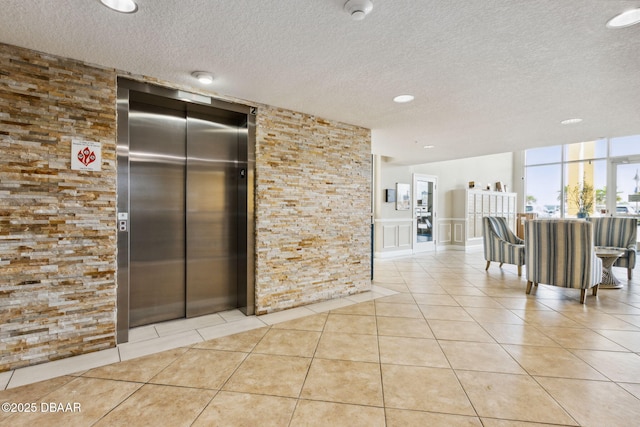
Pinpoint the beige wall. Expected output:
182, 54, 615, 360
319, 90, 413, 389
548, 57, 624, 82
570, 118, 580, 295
0, 43, 372, 371
376, 152, 515, 219
374, 152, 515, 254
413, 152, 515, 218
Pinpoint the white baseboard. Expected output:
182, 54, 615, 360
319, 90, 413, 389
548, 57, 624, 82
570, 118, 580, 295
437, 243, 484, 252
374, 249, 414, 259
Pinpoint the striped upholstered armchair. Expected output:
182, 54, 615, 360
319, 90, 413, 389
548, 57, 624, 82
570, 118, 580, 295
483, 216, 525, 276
524, 219, 603, 304
588, 217, 637, 279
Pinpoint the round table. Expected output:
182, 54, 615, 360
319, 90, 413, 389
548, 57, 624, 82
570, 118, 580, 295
595, 248, 625, 289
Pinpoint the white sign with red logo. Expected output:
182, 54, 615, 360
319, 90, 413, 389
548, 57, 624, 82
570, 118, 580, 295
71, 140, 102, 171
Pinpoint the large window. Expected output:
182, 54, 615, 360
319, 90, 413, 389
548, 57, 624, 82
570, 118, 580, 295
610, 135, 640, 220
525, 164, 562, 217
564, 139, 607, 161
563, 159, 606, 218
617, 163, 640, 215
525, 137, 638, 219
611, 135, 640, 157
525, 145, 562, 165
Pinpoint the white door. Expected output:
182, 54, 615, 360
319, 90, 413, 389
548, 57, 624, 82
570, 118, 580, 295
413, 174, 437, 252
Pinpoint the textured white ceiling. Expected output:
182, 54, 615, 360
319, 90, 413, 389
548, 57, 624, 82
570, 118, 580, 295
1, 0, 639, 164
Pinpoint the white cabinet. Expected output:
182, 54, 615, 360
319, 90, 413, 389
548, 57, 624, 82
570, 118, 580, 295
453, 189, 517, 245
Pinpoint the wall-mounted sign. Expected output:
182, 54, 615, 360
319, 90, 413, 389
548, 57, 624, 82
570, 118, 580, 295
71, 140, 101, 171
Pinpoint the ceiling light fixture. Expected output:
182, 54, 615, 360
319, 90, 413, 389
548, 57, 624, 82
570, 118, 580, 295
393, 95, 414, 103
100, 0, 138, 14
344, 0, 373, 21
423, 145, 435, 149
191, 71, 214, 85
560, 118, 583, 125
606, 8, 640, 28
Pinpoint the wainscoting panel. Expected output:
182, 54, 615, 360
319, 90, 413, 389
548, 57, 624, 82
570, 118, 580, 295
382, 225, 398, 249
375, 219, 414, 257
398, 224, 412, 248
436, 218, 468, 249
454, 223, 464, 243
438, 223, 452, 244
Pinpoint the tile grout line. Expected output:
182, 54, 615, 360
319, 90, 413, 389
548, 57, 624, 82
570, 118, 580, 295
3, 291, 381, 390
373, 287, 389, 426
286, 307, 329, 427
408, 262, 484, 421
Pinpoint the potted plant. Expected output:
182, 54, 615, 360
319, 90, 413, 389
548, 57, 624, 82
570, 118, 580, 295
568, 179, 594, 218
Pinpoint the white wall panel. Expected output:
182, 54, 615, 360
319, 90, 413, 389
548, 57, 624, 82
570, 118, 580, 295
382, 225, 397, 249
439, 223, 452, 243
398, 224, 412, 247
454, 223, 464, 243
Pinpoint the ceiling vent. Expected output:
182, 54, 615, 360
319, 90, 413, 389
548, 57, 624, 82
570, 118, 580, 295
344, 0, 373, 21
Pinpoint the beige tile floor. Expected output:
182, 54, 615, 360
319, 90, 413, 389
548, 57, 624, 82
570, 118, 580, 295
2, 250, 640, 426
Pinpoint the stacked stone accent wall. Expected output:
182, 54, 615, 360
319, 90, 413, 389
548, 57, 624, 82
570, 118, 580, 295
255, 107, 371, 314
0, 42, 372, 371
0, 44, 117, 371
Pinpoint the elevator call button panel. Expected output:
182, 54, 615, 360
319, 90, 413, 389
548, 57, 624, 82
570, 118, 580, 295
118, 212, 128, 232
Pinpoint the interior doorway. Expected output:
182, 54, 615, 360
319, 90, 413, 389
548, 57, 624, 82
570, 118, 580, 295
413, 174, 437, 252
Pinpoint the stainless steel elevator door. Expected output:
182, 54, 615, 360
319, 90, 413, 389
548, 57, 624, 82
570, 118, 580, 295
116, 79, 254, 340
186, 112, 239, 316
129, 102, 187, 327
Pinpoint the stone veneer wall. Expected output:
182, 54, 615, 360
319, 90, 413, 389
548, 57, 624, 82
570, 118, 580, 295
0, 42, 372, 371
0, 43, 117, 371
255, 107, 371, 314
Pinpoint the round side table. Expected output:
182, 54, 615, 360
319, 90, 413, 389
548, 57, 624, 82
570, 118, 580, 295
595, 248, 625, 289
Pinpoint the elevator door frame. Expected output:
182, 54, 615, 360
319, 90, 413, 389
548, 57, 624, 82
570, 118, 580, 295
116, 78, 256, 344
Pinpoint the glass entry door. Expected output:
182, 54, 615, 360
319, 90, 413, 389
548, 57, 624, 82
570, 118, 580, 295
613, 159, 640, 244
413, 174, 437, 252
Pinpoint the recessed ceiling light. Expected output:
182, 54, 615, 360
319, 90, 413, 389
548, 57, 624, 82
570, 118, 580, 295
191, 71, 214, 85
100, 0, 138, 13
606, 8, 640, 28
560, 118, 583, 125
393, 95, 414, 103
423, 145, 435, 149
